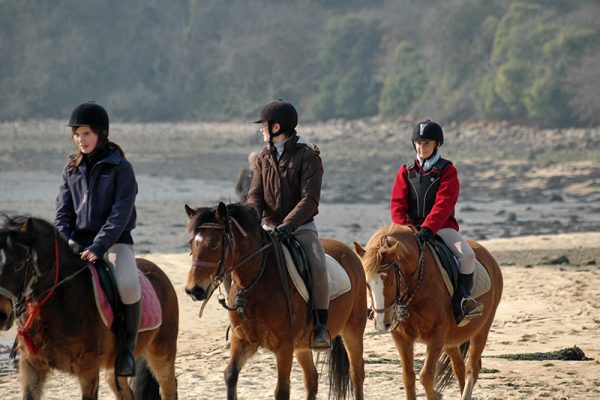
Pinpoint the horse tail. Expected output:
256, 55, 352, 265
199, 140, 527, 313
132, 358, 161, 400
327, 336, 351, 400
435, 341, 470, 393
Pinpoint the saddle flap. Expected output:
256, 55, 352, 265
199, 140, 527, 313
427, 246, 492, 299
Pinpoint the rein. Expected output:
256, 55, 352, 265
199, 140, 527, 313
372, 237, 426, 330
191, 217, 274, 315
12, 239, 61, 357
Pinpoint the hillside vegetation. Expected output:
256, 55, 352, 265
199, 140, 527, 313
1, 0, 599, 127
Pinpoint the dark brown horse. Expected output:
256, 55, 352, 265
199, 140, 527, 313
184, 202, 367, 400
0, 216, 178, 400
354, 224, 503, 400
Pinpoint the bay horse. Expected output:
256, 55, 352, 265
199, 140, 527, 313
0, 216, 178, 400
184, 202, 367, 400
353, 224, 503, 400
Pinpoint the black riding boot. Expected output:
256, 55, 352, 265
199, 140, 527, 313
311, 309, 331, 351
115, 301, 141, 376
456, 273, 484, 327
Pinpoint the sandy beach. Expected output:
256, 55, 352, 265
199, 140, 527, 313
0, 233, 599, 399
0, 120, 599, 398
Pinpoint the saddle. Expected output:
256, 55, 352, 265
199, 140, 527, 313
426, 237, 491, 299
427, 236, 460, 292
278, 237, 351, 304
88, 260, 162, 332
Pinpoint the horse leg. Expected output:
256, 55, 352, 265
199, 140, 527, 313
392, 332, 416, 400
341, 329, 365, 400
224, 338, 258, 400
420, 341, 444, 400
19, 358, 49, 400
76, 368, 101, 400
462, 326, 492, 400
273, 345, 294, 400
444, 345, 466, 393
143, 352, 178, 400
104, 370, 133, 400
294, 349, 318, 400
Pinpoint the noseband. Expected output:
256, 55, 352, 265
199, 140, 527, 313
371, 238, 426, 330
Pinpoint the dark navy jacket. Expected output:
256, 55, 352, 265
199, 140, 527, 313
55, 148, 137, 257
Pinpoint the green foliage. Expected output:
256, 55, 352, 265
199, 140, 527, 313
378, 42, 427, 118
0, 0, 598, 127
307, 16, 382, 119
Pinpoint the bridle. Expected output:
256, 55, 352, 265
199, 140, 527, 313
0, 230, 89, 357
370, 237, 426, 331
190, 216, 273, 316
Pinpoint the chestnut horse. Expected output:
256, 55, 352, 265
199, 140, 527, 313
0, 216, 178, 400
184, 202, 367, 400
354, 224, 502, 400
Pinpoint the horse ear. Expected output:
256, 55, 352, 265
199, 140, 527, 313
353, 241, 366, 257
184, 204, 196, 218
215, 202, 228, 223
21, 217, 35, 233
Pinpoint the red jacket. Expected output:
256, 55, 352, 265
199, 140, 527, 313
390, 159, 460, 233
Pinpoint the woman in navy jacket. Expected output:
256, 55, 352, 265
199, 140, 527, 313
55, 101, 140, 376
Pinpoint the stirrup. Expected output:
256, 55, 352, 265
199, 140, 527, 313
457, 297, 484, 327
310, 327, 332, 351
115, 351, 136, 377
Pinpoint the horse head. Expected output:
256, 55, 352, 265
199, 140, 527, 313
0, 216, 58, 330
184, 202, 260, 304
354, 224, 420, 333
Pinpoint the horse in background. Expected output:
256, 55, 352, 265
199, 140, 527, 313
184, 202, 367, 400
354, 224, 502, 400
0, 216, 178, 399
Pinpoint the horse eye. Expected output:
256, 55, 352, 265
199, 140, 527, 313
208, 240, 219, 250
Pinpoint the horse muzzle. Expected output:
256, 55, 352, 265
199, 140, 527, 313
185, 285, 207, 301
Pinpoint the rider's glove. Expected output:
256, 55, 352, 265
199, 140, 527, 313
274, 224, 292, 240
417, 227, 434, 244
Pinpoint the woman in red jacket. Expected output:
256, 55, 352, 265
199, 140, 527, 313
390, 120, 483, 327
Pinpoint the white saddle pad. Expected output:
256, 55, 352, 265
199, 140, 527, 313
427, 243, 492, 299
282, 246, 351, 303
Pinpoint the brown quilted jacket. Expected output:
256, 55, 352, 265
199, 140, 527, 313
246, 134, 323, 231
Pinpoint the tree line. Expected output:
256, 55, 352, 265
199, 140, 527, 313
1, 0, 598, 127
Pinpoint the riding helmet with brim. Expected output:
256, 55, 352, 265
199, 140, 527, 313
68, 101, 109, 132
411, 119, 443, 144
254, 100, 298, 133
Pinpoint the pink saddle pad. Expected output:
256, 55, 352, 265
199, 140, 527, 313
89, 265, 162, 332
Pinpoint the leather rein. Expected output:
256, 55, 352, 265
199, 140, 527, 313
191, 217, 273, 315
3, 237, 89, 357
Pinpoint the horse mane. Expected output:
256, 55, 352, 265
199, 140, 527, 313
187, 203, 260, 234
362, 224, 415, 275
0, 214, 30, 232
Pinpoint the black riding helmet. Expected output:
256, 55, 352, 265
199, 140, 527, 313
254, 100, 298, 136
411, 119, 444, 144
68, 101, 109, 132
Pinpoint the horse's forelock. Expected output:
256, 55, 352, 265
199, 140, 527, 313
363, 224, 414, 275
187, 207, 217, 233
188, 204, 260, 235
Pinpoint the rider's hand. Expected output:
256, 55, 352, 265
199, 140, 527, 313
417, 227, 434, 244
274, 224, 292, 240
80, 249, 99, 263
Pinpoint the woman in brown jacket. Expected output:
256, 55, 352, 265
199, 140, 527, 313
246, 100, 330, 350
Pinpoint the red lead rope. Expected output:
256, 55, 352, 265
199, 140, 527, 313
17, 239, 60, 356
